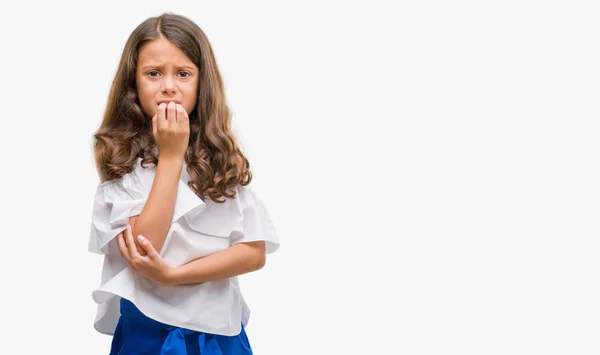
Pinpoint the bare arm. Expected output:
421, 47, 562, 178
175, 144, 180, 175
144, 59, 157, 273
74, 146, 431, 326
95, 150, 182, 255
95, 102, 190, 255
131, 158, 183, 255
168, 241, 266, 285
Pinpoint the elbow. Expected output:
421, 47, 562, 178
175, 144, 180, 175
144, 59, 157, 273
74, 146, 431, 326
241, 241, 266, 271
249, 245, 266, 271
131, 226, 164, 255
254, 241, 267, 270
255, 252, 266, 270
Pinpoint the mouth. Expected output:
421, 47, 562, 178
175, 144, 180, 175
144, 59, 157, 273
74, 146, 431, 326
157, 100, 182, 105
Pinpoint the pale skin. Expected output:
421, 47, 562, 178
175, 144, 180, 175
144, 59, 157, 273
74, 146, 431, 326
96, 37, 265, 286
129, 36, 200, 256
116, 224, 265, 286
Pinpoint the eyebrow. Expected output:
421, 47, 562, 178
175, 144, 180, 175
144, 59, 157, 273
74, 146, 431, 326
140, 64, 197, 72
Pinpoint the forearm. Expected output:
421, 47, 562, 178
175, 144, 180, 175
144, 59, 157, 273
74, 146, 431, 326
132, 158, 183, 254
169, 241, 266, 285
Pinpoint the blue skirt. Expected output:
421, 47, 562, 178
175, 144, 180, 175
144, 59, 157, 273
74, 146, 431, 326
110, 298, 253, 355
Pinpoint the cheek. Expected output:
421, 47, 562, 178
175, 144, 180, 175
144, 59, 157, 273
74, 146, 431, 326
143, 104, 157, 119
137, 87, 156, 117
138, 86, 154, 103
183, 86, 198, 113
184, 100, 197, 116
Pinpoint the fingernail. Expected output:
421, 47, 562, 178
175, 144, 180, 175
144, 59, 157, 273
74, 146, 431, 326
137, 235, 144, 242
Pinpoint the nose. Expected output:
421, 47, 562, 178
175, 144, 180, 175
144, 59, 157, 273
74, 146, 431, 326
161, 76, 177, 95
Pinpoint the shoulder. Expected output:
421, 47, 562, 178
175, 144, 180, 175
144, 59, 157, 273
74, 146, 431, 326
234, 183, 265, 210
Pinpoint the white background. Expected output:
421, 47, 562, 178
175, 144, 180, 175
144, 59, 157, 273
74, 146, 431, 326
0, 1, 598, 354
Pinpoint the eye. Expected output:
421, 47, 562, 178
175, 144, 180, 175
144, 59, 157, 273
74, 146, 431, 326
178, 71, 191, 78
147, 70, 160, 77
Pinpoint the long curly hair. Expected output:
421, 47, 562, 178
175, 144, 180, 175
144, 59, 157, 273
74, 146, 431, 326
93, 13, 252, 203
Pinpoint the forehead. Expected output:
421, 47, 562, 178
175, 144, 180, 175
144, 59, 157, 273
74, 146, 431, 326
137, 37, 196, 66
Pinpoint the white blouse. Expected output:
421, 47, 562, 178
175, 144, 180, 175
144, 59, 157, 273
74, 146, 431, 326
88, 157, 280, 336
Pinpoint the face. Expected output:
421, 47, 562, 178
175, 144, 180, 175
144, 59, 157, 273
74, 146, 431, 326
136, 37, 199, 119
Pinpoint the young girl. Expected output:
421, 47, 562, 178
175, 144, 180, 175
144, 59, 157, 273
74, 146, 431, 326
88, 12, 279, 355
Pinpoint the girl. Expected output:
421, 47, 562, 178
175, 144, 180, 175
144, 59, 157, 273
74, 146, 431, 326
88, 12, 280, 355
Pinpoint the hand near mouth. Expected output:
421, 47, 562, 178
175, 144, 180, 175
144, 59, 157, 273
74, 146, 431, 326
152, 101, 190, 160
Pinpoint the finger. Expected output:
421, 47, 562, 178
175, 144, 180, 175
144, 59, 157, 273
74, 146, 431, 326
176, 104, 188, 124
137, 243, 148, 257
137, 235, 159, 259
152, 115, 157, 137
116, 232, 130, 260
157, 103, 167, 127
128, 262, 138, 273
124, 224, 141, 259
167, 102, 177, 124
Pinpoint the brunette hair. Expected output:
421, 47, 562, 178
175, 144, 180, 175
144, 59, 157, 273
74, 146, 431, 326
93, 13, 251, 203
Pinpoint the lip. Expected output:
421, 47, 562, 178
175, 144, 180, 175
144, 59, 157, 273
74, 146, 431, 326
157, 100, 182, 105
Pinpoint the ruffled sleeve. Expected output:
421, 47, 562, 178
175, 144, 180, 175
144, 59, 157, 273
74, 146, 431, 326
229, 185, 280, 254
88, 179, 147, 255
